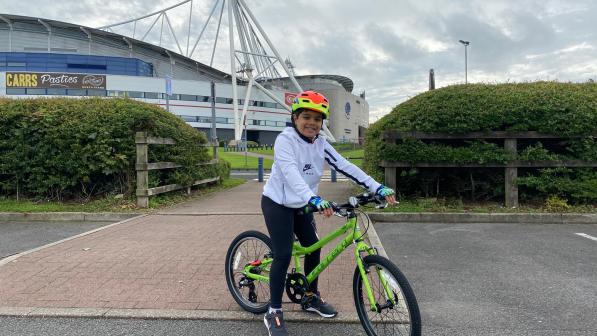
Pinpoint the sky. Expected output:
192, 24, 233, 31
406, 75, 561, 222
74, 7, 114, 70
2, 0, 596, 122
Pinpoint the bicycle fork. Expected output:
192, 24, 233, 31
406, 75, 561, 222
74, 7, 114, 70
355, 242, 397, 312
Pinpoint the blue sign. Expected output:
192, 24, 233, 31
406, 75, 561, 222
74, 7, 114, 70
344, 102, 351, 119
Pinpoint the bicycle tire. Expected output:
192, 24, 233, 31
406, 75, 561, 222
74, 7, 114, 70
353, 255, 421, 336
225, 230, 273, 314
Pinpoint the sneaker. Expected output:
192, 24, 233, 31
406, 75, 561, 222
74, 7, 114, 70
302, 293, 338, 318
264, 310, 289, 336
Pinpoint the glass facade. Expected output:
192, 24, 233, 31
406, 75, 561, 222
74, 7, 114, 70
0, 52, 153, 76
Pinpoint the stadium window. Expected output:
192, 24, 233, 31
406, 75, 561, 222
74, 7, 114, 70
87, 89, 107, 97
197, 116, 212, 123
25, 88, 46, 95
265, 120, 276, 126
264, 102, 276, 108
215, 117, 228, 124
107, 90, 126, 97
46, 88, 67, 95
179, 94, 198, 101
144, 92, 162, 99
167, 94, 180, 100
126, 91, 144, 98
215, 97, 233, 104
181, 115, 198, 122
198, 95, 210, 102
67, 89, 87, 96
6, 88, 26, 95
67, 63, 107, 70
276, 121, 287, 127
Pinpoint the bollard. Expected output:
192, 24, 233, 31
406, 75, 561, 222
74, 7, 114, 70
331, 169, 337, 182
258, 157, 264, 182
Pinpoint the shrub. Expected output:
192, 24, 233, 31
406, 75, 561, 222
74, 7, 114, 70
364, 82, 597, 203
0, 97, 218, 200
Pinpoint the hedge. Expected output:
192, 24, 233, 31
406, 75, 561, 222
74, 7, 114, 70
364, 82, 597, 203
0, 97, 229, 200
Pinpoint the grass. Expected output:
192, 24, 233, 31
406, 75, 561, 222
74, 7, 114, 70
242, 147, 364, 168
0, 178, 246, 213
217, 151, 274, 169
247, 148, 274, 156
348, 185, 596, 213
367, 197, 597, 213
338, 149, 364, 167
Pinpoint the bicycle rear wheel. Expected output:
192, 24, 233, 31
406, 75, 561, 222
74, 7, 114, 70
353, 255, 421, 336
225, 230, 272, 314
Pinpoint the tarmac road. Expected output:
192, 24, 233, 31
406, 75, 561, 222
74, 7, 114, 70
0, 316, 369, 336
0, 221, 113, 259
374, 222, 597, 336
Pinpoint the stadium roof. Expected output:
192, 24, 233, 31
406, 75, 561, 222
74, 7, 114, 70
0, 13, 230, 81
268, 74, 354, 92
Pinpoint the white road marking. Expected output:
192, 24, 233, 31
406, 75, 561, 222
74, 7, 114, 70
575, 233, 597, 242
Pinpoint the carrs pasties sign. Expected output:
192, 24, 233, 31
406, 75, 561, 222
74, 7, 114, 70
5, 72, 106, 89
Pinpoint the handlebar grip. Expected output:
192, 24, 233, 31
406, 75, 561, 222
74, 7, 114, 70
301, 202, 339, 215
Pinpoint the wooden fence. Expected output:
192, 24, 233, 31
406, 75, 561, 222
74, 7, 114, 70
380, 131, 597, 207
135, 132, 219, 208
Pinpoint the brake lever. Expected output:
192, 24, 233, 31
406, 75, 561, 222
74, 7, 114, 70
334, 209, 347, 217
375, 202, 388, 209
373, 194, 388, 209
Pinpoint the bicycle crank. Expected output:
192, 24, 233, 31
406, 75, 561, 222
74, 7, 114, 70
285, 272, 308, 304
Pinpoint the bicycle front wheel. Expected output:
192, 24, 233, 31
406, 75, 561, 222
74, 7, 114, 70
225, 230, 272, 314
353, 255, 421, 336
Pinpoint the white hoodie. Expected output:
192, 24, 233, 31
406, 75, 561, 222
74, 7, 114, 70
263, 127, 381, 208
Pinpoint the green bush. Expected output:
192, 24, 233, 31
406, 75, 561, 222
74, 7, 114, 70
0, 97, 219, 200
364, 82, 597, 203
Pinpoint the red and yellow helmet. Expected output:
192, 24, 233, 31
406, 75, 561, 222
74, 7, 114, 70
291, 90, 330, 119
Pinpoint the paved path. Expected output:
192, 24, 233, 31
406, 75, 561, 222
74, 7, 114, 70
0, 181, 365, 320
222, 151, 274, 160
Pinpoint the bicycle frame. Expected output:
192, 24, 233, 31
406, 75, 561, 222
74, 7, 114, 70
242, 211, 392, 311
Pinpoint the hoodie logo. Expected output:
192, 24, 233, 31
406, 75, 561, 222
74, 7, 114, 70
303, 164, 313, 174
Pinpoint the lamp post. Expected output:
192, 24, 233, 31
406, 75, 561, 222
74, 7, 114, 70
458, 40, 470, 84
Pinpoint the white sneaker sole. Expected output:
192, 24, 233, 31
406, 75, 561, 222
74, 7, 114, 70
304, 307, 337, 318
264, 315, 272, 336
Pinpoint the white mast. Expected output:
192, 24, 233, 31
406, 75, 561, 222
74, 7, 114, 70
97, 0, 337, 142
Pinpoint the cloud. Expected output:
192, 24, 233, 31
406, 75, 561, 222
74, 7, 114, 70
1, 0, 596, 121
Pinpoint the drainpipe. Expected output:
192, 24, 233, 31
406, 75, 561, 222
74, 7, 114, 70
38, 19, 52, 52
80, 27, 92, 55
0, 16, 12, 52
123, 37, 133, 58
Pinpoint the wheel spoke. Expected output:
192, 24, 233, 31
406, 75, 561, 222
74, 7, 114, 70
354, 255, 420, 336
226, 232, 272, 313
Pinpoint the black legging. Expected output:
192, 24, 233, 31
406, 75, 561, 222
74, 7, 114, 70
261, 195, 321, 309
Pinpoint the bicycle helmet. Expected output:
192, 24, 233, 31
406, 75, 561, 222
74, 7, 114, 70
291, 90, 330, 119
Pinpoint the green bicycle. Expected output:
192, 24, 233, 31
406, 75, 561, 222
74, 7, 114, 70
225, 192, 421, 336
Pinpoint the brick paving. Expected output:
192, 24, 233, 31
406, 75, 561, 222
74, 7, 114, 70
0, 181, 362, 316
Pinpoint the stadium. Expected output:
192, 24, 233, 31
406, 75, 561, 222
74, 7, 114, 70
0, 8, 369, 144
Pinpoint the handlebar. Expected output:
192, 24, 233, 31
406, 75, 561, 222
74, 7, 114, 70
301, 192, 389, 216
